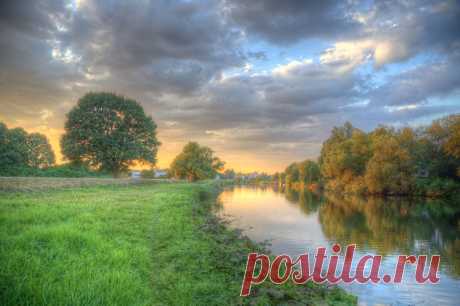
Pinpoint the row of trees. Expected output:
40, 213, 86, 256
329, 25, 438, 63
0, 122, 55, 173
1, 92, 226, 181
276, 114, 460, 196
273, 160, 321, 189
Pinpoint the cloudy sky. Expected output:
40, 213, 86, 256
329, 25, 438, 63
1, 0, 459, 172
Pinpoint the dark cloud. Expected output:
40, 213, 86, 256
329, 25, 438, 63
225, 0, 362, 44
369, 53, 460, 107
0, 0, 67, 36
156, 59, 361, 135
367, 0, 460, 64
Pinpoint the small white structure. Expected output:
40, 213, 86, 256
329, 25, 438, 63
131, 171, 141, 179
154, 169, 168, 178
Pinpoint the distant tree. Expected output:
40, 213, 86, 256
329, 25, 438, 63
0, 122, 55, 172
284, 162, 300, 186
26, 133, 55, 168
0, 123, 12, 168
223, 169, 236, 179
420, 115, 460, 178
444, 115, 460, 159
277, 172, 286, 186
6, 127, 29, 166
170, 142, 224, 181
61, 92, 160, 176
298, 160, 320, 185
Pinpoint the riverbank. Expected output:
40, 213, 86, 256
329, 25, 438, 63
0, 181, 356, 305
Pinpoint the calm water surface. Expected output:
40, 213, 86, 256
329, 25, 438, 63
217, 186, 460, 306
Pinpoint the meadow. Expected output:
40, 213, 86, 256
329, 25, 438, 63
0, 180, 355, 305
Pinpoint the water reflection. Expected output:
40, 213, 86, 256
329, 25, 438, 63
319, 192, 460, 279
218, 185, 460, 305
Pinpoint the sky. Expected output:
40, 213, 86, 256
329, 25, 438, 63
1, 0, 459, 172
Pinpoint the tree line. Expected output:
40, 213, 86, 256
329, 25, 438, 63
274, 115, 460, 196
0, 92, 223, 180
2, 91, 459, 190
0, 123, 55, 175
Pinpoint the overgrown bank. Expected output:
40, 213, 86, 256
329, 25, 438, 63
0, 182, 355, 305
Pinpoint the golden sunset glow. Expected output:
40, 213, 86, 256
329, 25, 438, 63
1, 0, 459, 173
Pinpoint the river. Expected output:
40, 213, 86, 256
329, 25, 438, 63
217, 185, 460, 306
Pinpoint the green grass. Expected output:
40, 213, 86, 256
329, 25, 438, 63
0, 182, 356, 305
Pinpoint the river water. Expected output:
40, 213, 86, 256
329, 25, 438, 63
217, 185, 460, 306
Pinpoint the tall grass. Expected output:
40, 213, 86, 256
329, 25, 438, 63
0, 185, 160, 305
0, 182, 355, 305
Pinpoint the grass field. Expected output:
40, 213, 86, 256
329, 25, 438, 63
0, 181, 356, 305
0, 176, 173, 191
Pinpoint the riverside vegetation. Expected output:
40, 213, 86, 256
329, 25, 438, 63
274, 114, 460, 197
0, 181, 356, 305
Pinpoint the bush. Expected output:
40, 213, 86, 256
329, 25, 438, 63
141, 170, 155, 179
0, 164, 109, 178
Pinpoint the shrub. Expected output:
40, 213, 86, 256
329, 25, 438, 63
0, 164, 109, 178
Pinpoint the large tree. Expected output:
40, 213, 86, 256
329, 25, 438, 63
365, 131, 415, 195
319, 122, 371, 192
170, 142, 224, 181
61, 92, 160, 176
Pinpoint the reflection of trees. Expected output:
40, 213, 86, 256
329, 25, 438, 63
284, 187, 322, 215
318, 193, 460, 278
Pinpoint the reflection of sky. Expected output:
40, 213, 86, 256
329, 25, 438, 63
218, 186, 460, 306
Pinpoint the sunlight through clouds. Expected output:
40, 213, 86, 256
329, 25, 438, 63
0, 0, 459, 172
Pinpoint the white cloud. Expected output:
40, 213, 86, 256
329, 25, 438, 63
40, 109, 53, 121
320, 38, 411, 71
272, 59, 313, 77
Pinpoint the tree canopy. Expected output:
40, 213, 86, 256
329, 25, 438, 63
0, 122, 55, 173
170, 142, 224, 181
61, 92, 160, 176
318, 115, 460, 195
276, 114, 460, 196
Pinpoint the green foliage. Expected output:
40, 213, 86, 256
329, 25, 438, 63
418, 114, 460, 178
319, 123, 372, 192
298, 160, 321, 185
140, 169, 155, 178
415, 178, 460, 197
284, 162, 300, 186
0, 164, 109, 178
2, 127, 29, 166
365, 129, 415, 195
277, 114, 460, 196
317, 115, 460, 196
26, 133, 55, 168
276, 160, 321, 189
170, 142, 224, 181
0, 122, 55, 175
61, 92, 160, 176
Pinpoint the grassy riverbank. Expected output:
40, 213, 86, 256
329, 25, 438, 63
0, 181, 355, 305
